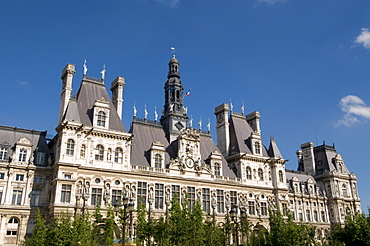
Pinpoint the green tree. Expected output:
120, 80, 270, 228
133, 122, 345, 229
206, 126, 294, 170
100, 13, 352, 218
22, 209, 48, 246
331, 209, 370, 246
102, 205, 116, 246
266, 209, 316, 246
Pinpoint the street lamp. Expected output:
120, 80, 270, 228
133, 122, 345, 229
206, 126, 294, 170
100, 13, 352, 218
229, 205, 246, 246
114, 196, 135, 246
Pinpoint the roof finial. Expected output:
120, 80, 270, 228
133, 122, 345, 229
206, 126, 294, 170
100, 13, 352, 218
241, 101, 245, 115
100, 64, 106, 80
133, 101, 137, 118
154, 106, 158, 122
83, 59, 88, 75
198, 116, 202, 130
144, 104, 148, 119
207, 118, 211, 132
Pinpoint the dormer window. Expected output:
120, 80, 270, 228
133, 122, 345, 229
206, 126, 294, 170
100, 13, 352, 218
18, 149, 27, 162
35, 152, 45, 165
278, 170, 284, 183
254, 142, 261, 154
0, 147, 8, 161
66, 139, 75, 156
97, 111, 106, 127
342, 184, 348, 196
154, 154, 162, 168
214, 163, 221, 176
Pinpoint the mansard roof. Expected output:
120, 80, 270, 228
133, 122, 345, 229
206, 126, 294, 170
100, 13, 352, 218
314, 144, 350, 175
228, 113, 269, 157
62, 77, 126, 132
286, 169, 317, 184
129, 119, 236, 178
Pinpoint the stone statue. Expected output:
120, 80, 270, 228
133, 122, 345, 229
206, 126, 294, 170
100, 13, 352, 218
83, 59, 88, 75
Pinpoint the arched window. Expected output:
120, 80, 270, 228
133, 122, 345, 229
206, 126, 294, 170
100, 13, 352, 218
154, 154, 162, 168
97, 111, 106, 127
7, 217, 19, 236
66, 139, 75, 156
255, 142, 261, 154
246, 166, 252, 180
278, 170, 284, 183
214, 163, 221, 176
115, 148, 123, 163
18, 149, 27, 162
342, 184, 348, 196
80, 144, 86, 158
258, 168, 264, 181
95, 145, 104, 161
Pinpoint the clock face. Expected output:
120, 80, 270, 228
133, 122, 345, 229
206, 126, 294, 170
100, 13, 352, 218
217, 114, 223, 123
186, 158, 194, 168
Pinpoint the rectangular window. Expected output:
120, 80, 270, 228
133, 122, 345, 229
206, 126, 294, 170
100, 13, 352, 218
61, 184, 71, 203
19, 149, 27, 162
6, 231, 17, 236
299, 212, 303, 221
216, 190, 224, 213
155, 183, 164, 209
91, 188, 102, 205
0, 191, 3, 203
202, 188, 211, 213
0, 173, 4, 179
137, 182, 147, 207
112, 189, 122, 205
35, 152, 45, 165
34, 177, 43, 183
230, 191, 237, 207
12, 189, 22, 205
0, 147, 8, 161
63, 174, 72, 179
261, 202, 268, 216
15, 174, 24, 181
30, 190, 41, 206
248, 201, 255, 215
187, 187, 196, 210
171, 185, 180, 202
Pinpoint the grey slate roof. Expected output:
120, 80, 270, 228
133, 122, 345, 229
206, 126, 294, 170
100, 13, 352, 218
286, 170, 317, 184
314, 145, 350, 175
229, 113, 269, 157
129, 120, 236, 178
268, 137, 283, 158
63, 78, 126, 132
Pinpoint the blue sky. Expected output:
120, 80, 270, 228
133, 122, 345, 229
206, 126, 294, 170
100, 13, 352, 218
1, 0, 370, 211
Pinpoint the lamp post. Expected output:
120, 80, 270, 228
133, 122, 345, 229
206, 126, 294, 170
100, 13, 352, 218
114, 196, 135, 246
229, 204, 246, 246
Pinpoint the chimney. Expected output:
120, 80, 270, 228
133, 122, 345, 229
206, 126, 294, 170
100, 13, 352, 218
300, 142, 315, 175
246, 111, 261, 135
110, 76, 125, 120
214, 103, 230, 157
58, 64, 75, 123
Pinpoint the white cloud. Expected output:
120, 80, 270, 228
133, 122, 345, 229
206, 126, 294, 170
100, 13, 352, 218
18, 81, 28, 85
258, 0, 285, 4
156, 0, 179, 8
354, 28, 370, 49
335, 95, 370, 127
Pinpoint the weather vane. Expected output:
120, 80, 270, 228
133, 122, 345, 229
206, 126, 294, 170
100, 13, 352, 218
170, 45, 177, 58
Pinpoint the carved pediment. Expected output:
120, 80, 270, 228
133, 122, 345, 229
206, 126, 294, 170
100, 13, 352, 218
16, 138, 32, 147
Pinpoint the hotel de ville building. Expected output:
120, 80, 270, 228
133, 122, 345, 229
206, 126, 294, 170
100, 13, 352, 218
0, 55, 361, 245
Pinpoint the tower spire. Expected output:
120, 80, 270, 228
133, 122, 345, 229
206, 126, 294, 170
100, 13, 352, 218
160, 54, 188, 142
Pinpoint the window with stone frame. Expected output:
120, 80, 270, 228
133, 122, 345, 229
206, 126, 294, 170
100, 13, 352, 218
6, 217, 19, 236
66, 139, 75, 156
155, 183, 164, 209
35, 152, 45, 165
202, 188, 211, 213
91, 188, 103, 205
216, 190, 225, 213
0, 173, 4, 179
30, 190, 41, 206
0, 147, 8, 161
60, 184, 71, 203
95, 144, 104, 161
97, 111, 106, 127
214, 163, 221, 176
171, 185, 180, 202
187, 186, 196, 210
282, 203, 288, 216
255, 142, 261, 154
15, 174, 24, 181
11, 189, 22, 205
115, 147, 123, 163
314, 210, 318, 221
230, 191, 237, 207
278, 170, 284, 183
258, 168, 264, 181
342, 184, 348, 196
112, 189, 122, 205
321, 211, 326, 222
19, 149, 27, 162
306, 209, 311, 221
246, 166, 252, 180
248, 201, 255, 215
261, 202, 268, 216
137, 182, 147, 208
154, 154, 162, 168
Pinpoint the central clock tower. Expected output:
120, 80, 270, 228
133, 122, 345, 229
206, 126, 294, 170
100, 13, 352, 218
160, 55, 189, 142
